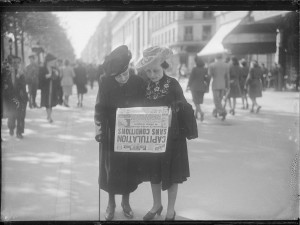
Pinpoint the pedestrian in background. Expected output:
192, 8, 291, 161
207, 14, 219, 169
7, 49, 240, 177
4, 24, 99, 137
225, 56, 241, 115
25, 55, 39, 108
261, 63, 268, 90
136, 46, 197, 221
56, 59, 64, 105
208, 54, 230, 120
187, 56, 208, 121
60, 59, 75, 107
74, 60, 88, 107
94, 45, 145, 221
39, 53, 60, 123
240, 59, 249, 109
245, 60, 262, 113
2, 56, 28, 139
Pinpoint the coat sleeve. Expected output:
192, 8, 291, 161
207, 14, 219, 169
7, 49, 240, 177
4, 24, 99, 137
94, 77, 108, 142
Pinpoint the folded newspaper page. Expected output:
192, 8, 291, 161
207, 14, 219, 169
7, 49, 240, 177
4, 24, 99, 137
114, 107, 170, 153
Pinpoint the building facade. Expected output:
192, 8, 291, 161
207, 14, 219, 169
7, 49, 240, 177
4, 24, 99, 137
110, 11, 215, 75
199, 11, 299, 87
81, 12, 114, 64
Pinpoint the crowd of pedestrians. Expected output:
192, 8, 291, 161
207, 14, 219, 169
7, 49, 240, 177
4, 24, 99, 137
1, 53, 97, 139
185, 54, 268, 121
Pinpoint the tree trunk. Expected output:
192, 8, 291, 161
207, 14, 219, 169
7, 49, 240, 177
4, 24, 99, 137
1, 14, 5, 61
21, 29, 25, 63
13, 17, 18, 57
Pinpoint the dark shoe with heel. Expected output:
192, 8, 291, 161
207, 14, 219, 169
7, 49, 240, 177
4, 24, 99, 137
143, 205, 163, 221
121, 202, 134, 219
165, 211, 176, 221
104, 205, 115, 221
256, 106, 261, 113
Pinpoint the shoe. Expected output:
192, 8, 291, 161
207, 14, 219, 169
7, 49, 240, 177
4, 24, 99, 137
229, 109, 233, 115
165, 211, 176, 221
121, 202, 134, 219
9, 129, 14, 136
143, 205, 163, 221
16, 133, 23, 139
221, 112, 227, 121
256, 106, 261, 114
104, 205, 115, 221
246, 103, 249, 109
250, 109, 254, 113
232, 109, 235, 116
48, 118, 53, 123
200, 112, 204, 122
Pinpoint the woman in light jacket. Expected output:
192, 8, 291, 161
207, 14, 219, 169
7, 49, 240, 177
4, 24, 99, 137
60, 59, 75, 107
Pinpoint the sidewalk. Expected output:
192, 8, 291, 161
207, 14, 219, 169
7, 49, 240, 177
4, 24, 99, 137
1, 81, 299, 221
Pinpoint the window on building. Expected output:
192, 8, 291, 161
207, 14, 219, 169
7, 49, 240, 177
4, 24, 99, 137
173, 28, 175, 42
184, 11, 193, 19
169, 11, 172, 22
184, 26, 193, 41
165, 32, 167, 44
166, 11, 169, 25
202, 25, 212, 41
203, 11, 213, 19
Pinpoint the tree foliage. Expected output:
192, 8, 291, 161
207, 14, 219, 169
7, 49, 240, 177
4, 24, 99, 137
1, 11, 75, 61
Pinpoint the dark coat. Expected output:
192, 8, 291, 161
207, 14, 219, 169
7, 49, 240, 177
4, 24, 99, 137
188, 66, 208, 92
228, 64, 242, 98
39, 66, 60, 108
246, 66, 263, 98
94, 74, 146, 194
74, 66, 88, 94
140, 74, 195, 191
1, 64, 28, 119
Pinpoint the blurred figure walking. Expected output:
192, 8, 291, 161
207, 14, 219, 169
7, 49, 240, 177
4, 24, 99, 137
208, 54, 230, 121
187, 56, 208, 121
245, 60, 263, 113
60, 59, 75, 107
56, 59, 64, 105
39, 53, 60, 123
74, 60, 88, 107
224, 57, 242, 115
4, 56, 28, 139
25, 55, 39, 108
240, 59, 249, 109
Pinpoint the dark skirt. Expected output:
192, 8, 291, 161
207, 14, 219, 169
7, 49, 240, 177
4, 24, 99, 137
40, 80, 59, 108
138, 134, 190, 191
228, 82, 241, 98
191, 90, 205, 104
99, 127, 141, 194
76, 84, 87, 94
248, 79, 262, 98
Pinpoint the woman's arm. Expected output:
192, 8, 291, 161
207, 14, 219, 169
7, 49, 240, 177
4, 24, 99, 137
94, 77, 108, 142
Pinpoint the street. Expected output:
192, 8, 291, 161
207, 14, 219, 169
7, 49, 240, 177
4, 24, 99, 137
1, 79, 299, 221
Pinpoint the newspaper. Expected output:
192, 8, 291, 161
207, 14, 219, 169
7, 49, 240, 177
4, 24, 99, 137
114, 107, 170, 153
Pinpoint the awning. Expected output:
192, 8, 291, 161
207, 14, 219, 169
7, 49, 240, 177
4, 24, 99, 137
197, 19, 242, 56
223, 23, 277, 54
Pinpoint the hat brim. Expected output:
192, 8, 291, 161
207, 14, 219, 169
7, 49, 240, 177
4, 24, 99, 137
136, 48, 172, 71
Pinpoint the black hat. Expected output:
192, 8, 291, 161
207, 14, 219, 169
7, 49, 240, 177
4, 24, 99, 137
45, 53, 57, 63
103, 45, 132, 76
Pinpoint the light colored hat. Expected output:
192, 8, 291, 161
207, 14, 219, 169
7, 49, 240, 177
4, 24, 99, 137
136, 46, 173, 71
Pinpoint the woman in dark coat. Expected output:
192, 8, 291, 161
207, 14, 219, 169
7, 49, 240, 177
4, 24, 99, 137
187, 56, 208, 121
245, 60, 263, 113
240, 59, 249, 109
226, 56, 242, 115
40, 53, 60, 123
94, 45, 145, 221
136, 46, 197, 221
74, 61, 88, 107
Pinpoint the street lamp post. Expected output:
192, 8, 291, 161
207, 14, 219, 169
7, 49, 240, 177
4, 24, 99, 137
8, 38, 13, 56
